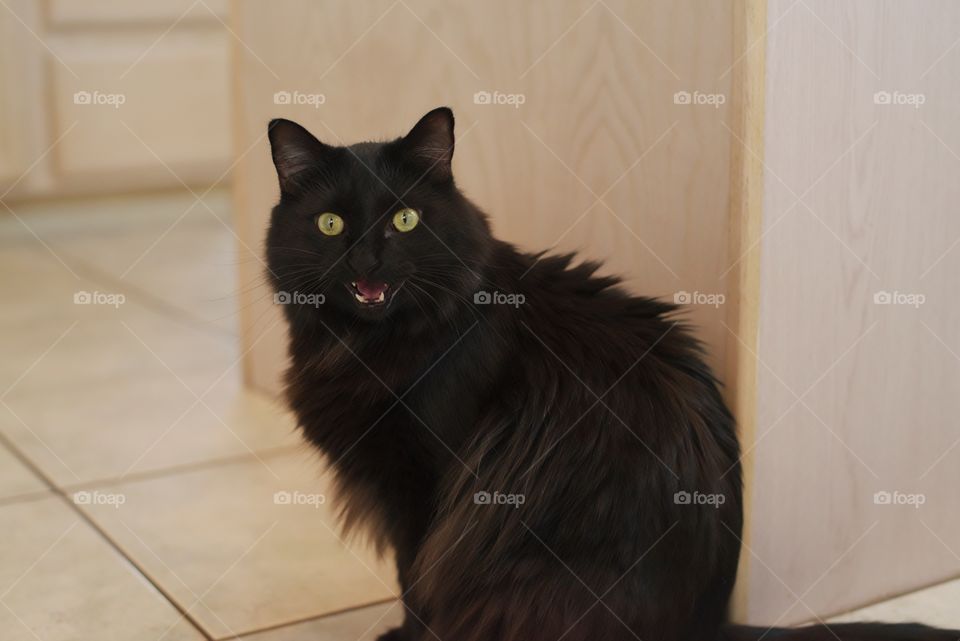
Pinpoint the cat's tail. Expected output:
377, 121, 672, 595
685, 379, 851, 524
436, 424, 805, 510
719, 622, 960, 641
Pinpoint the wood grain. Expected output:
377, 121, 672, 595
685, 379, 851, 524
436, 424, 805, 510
744, 0, 960, 624
231, 0, 737, 397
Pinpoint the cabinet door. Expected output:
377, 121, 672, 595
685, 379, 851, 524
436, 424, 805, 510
1, 0, 231, 200
50, 30, 231, 191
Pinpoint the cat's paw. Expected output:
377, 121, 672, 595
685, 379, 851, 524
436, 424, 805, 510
375, 627, 407, 641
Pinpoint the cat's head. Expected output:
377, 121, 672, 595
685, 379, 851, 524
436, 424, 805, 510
265, 107, 491, 324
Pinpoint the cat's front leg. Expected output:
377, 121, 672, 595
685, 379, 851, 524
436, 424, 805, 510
375, 626, 410, 641
375, 610, 427, 641
384, 527, 430, 641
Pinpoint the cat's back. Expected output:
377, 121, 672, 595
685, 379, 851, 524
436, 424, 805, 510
483, 246, 735, 464
496, 247, 712, 390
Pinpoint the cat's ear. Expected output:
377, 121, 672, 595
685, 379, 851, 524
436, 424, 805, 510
268, 119, 331, 193
399, 107, 454, 179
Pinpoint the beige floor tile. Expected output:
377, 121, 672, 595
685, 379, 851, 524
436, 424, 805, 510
0, 496, 202, 641
0, 192, 265, 395
77, 451, 398, 639
2, 189, 247, 337
49, 202, 253, 337
830, 578, 960, 629
1, 369, 301, 487
0, 443, 47, 501
0, 241, 238, 395
0, 245, 97, 327
0, 292, 238, 397
242, 601, 404, 641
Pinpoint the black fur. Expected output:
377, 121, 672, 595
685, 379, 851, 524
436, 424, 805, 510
264, 108, 959, 641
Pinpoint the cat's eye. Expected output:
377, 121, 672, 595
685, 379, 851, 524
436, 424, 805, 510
316, 213, 344, 236
392, 208, 420, 233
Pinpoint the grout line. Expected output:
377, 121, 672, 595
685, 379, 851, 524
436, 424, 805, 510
225, 597, 399, 640
2, 187, 241, 341
0, 192, 403, 637
0, 430, 58, 497
61, 443, 305, 492
48, 242, 241, 342
0, 429, 213, 639
59, 497, 216, 639
0, 490, 53, 508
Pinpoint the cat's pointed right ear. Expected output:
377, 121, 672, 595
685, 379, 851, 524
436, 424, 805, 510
268, 119, 330, 193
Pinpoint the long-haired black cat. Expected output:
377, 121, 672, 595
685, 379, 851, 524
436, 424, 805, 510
265, 108, 957, 641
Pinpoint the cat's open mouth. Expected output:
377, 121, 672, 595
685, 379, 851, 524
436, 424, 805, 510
348, 279, 391, 306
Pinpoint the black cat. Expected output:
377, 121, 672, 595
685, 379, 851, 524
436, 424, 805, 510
265, 108, 958, 641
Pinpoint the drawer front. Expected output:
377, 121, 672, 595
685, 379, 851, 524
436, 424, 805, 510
50, 30, 231, 188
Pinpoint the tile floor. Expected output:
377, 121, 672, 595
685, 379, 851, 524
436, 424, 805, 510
0, 190, 956, 639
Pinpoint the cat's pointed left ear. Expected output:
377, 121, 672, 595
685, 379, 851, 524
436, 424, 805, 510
268, 118, 331, 193
400, 107, 454, 178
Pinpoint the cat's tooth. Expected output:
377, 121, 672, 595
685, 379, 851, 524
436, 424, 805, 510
354, 293, 365, 303
376, 291, 385, 303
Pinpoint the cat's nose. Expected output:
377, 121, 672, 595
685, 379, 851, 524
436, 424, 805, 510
346, 249, 380, 276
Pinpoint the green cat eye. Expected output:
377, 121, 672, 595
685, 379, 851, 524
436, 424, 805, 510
317, 212, 344, 236
392, 208, 419, 233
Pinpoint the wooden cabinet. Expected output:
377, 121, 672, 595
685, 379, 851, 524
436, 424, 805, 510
0, 0, 230, 200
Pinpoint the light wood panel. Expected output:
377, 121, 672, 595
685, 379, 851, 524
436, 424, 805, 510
744, 0, 960, 624
725, 0, 767, 622
50, 30, 231, 188
231, 0, 736, 395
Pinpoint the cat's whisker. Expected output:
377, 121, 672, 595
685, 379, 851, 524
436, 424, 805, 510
401, 282, 432, 322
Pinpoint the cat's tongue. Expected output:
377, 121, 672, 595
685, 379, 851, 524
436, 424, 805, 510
354, 279, 388, 302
